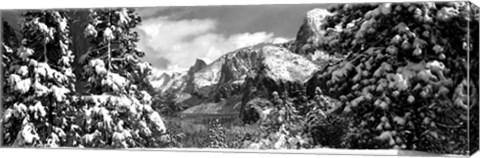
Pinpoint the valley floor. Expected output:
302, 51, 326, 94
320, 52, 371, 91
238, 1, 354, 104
156, 114, 463, 157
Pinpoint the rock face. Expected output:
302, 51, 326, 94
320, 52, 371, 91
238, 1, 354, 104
151, 42, 320, 115
294, 8, 332, 55
193, 43, 318, 96
188, 59, 207, 75
292, 8, 344, 70
150, 58, 207, 95
150, 72, 174, 92
150, 9, 339, 116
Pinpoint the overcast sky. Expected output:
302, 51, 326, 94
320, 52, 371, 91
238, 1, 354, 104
133, 4, 331, 73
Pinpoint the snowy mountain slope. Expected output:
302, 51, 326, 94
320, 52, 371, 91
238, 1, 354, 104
150, 71, 187, 94
148, 42, 320, 114
148, 9, 335, 115
148, 7, 335, 98
261, 45, 318, 82
294, 8, 333, 55
191, 43, 265, 97
147, 8, 349, 116
150, 73, 172, 89
149, 58, 208, 95
189, 42, 319, 97
179, 43, 319, 114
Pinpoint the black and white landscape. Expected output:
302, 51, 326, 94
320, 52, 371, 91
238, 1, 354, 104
1, 2, 479, 156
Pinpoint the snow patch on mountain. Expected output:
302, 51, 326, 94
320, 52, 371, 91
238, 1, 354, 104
149, 66, 188, 92
261, 45, 318, 82
294, 8, 333, 55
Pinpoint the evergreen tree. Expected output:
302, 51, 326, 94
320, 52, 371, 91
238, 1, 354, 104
310, 2, 478, 154
2, 20, 19, 99
2, 20, 19, 49
207, 119, 227, 148
78, 8, 166, 148
2, 10, 77, 147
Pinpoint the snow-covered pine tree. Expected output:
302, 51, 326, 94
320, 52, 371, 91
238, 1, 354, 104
309, 2, 478, 154
79, 8, 166, 148
207, 119, 227, 148
2, 10, 77, 147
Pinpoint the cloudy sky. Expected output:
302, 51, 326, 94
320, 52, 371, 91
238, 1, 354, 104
1, 4, 332, 73
133, 4, 331, 73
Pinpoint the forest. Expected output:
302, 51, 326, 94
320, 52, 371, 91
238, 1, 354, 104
1, 2, 479, 156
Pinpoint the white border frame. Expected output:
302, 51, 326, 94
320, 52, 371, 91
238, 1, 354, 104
0, 0, 479, 158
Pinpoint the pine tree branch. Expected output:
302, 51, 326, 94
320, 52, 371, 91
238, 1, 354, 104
90, 45, 108, 53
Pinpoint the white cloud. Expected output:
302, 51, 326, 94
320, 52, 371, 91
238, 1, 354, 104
268, 37, 292, 44
136, 16, 285, 71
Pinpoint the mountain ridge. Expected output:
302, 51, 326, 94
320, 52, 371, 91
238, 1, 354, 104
149, 8, 334, 115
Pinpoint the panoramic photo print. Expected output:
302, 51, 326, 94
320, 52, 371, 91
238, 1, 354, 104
1, 1, 479, 156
